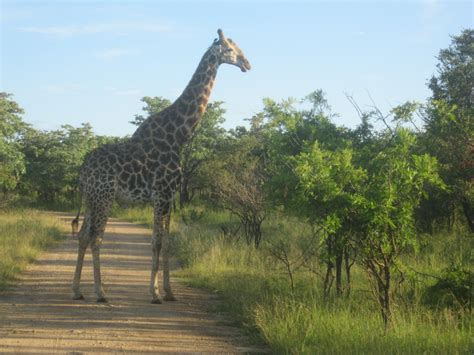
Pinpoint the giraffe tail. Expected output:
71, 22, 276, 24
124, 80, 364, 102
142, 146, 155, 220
71, 194, 82, 239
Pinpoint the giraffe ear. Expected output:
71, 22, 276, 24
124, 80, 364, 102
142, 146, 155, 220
217, 29, 226, 43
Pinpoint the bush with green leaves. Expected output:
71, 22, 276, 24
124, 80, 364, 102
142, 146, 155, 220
0, 93, 27, 199
423, 264, 473, 311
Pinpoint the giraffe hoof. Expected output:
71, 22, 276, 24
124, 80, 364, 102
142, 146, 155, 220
151, 297, 163, 304
164, 294, 177, 302
72, 294, 84, 300
96, 297, 108, 303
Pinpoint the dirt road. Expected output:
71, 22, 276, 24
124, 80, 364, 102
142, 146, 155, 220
0, 214, 264, 353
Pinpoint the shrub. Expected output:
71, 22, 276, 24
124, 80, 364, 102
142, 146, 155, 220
423, 264, 473, 311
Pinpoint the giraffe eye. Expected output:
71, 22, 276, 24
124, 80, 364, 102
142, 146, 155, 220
225, 48, 232, 53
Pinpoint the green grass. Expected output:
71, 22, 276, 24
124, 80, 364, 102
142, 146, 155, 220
111, 204, 154, 227
254, 297, 471, 354
0, 210, 66, 290
113, 205, 473, 354
179, 240, 472, 354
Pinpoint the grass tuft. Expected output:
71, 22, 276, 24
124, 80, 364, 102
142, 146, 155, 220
0, 210, 65, 290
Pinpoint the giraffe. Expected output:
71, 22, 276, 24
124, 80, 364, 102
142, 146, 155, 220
71, 29, 251, 303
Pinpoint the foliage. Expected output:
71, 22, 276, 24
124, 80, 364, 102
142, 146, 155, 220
422, 29, 474, 231
294, 143, 366, 296
357, 128, 443, 327
211, 133, 267, 247
165, 207, 472, 354
179, 101, 226, 206
262, 91, 350, 210
0, 93, 28, 197
130, 96, 172, 126
19, 124, 120, 205
429, 29, 473, 111
423, 264, 473, 311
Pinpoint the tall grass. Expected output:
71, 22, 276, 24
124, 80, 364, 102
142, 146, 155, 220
0, 210, 65, 290
114, 205, 473, 353
255, 297, 470, 354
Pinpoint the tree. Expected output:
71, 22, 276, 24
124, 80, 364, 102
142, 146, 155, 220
263, 91, 350, 209
179, 102, 226, 207
212, 133, 267, 247
422, 29, 474, 231
261, 91, 356, 295
19, 124, 113, 204
429, 29, 473, 111
357, 128, 442, 328
130, 96, 172, 126
0, 93, 27, 200
294, 143, 366, 297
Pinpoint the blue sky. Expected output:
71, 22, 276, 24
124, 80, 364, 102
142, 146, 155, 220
1, 0, 472, 136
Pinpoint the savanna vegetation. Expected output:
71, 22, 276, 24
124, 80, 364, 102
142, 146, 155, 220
0, 211, 65, 290
1, 29, 472, 353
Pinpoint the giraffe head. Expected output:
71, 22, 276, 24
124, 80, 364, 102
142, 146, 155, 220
214, 29, 251, 72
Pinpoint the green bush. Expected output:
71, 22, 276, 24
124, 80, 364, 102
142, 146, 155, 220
423, 264, 473, 311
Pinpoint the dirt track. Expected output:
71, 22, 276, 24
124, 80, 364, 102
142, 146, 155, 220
0, 214, 264, 353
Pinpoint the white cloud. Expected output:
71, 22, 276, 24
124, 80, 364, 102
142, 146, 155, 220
94, 48, 140, 60
18, 23, 172, 38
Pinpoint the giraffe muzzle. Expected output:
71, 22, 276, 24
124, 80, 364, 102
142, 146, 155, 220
240, 60, 251, 72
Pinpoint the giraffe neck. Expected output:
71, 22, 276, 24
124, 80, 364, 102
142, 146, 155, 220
173, 46, 220, 140
131, 44, 220, 148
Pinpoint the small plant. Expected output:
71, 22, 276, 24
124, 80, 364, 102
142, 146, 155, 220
423, 264, 473, 311
180, 207, 205, 226
219, 222, 241, 242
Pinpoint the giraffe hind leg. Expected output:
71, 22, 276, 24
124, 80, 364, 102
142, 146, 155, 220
89, 197, 113, 303
71, 195, 113, 302
72, 210, 92, 300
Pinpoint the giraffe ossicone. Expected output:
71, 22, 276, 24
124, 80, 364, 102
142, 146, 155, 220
71, 29, 251, 303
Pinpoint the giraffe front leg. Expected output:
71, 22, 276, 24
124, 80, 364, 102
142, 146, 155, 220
162, 231, 176, 301
162, 212, 176, 301
91, 238, 107, 303
150, 235, 163, 304
150, 203, 166, 304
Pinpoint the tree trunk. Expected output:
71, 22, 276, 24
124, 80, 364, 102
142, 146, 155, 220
253, 217, 263, 248
447, 207, 455, 232
378, 266, 391, 330
179, 179, 190, 208
344, 249, 352, 297
323, 260, 334, 299
335, 252, 343, 297
462, 200, 474, 232
323, 236, 335, 299
366, 260, 392, 330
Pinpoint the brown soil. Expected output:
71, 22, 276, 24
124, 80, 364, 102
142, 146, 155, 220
0, 213, 266, 353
